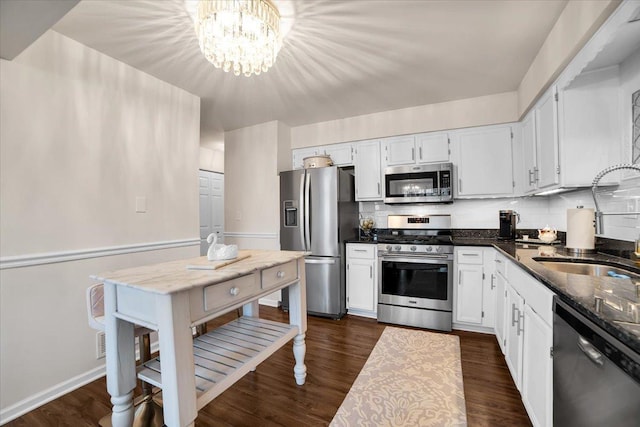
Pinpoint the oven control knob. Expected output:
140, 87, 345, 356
410, 246, 417, 252
435, 246, 442, 253
426, 246, 433, 252
394, 246, 401, 251
386, 245, 392, 251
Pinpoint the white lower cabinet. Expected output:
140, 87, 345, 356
522, 304, 553, 427
494, 268, 508, 354
505, 283, 525, 390
501, 259, 554, 427
346, 244, 377, 318
453, 247, 496, 332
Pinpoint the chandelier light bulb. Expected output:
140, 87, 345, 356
195, 0, 282, 77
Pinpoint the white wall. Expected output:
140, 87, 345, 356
290, 91, 518, 148
0, 31, 200, 422
517, 0, 619, 116
224, 121, 282, 305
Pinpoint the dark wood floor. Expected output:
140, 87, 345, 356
7, 306, 531, 426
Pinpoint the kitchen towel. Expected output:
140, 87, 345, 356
566, 208, 595, 251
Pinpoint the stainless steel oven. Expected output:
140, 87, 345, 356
377, 215, 454, 331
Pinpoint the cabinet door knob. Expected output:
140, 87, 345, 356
276, 271, 285, 279
229, 287, 240, 296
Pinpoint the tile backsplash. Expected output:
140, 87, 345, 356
362, 176, 640, 242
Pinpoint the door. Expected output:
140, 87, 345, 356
279, 169, 306, 251
199, 170, 224, 255
355, 140, 382, 200
455, 264, 484, 324
521, 110, 538, 193
307, 167, 339, 257
522, 304, 552, 427
495, 270, 508, 354
384, 135, 416, 166
305, 256, 343, 316
505, 284, 524, 390
482, 250, 497, 328
535, 86, 560, 190
455, 125, 514, 197
416, 133, 449, 163
347, 259, 375, 312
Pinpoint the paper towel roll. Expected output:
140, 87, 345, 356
566, 208, 595, 250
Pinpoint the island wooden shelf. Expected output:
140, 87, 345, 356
138, 316, 299, 410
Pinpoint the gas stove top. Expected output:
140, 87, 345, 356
377, 214, 453, 255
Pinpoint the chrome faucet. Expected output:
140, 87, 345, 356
591, 163, 640, 235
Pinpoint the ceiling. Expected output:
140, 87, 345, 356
50, 0, 568, 141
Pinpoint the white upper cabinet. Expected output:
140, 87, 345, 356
452, 124, 515, 198
292, 147, 319, 170
534, 86, 561, 190
382, 132, 450, 167
382, 135, 416, 166
354, 140, 383, 201
521, 86, 560, 195
416, 132, 450, 163
292, 143, 354, 169
319, 142, 354, 167
557, 66, 622, 186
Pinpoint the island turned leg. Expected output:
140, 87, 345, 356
103, 283, 137, 427
289, 257, 308, 385
110, 392, 134, 426
293, 333, 307, 385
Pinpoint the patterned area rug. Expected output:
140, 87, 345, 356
330, 327, 467, 426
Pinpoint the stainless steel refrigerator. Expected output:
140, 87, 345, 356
280, 166, 358, 319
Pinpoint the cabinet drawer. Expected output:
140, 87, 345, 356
203, 274, 259, 312
261, 260, 298, 291
495, 253, 507, 278
457, 248, 483, 264
347, 244, 376, 259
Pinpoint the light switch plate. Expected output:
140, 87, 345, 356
136, 196, 147, 213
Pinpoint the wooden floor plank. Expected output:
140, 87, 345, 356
5, 306, 531, 426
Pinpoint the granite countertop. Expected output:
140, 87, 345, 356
453, 237, 640, 354
345, 239, 378, 244
92, 249, 306, 295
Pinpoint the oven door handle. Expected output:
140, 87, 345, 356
380, 254, 450, 261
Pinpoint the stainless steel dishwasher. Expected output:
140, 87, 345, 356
553, 298, 640, 427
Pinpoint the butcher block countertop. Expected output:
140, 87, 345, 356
92, 249, 306, 295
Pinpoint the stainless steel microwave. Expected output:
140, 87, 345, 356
384, 162, 453, 204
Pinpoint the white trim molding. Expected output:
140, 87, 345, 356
0, 238, 200, 270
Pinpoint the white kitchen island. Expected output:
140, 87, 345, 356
91, 249, 307, 427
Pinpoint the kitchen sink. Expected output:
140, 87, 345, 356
533, 259, 640, 279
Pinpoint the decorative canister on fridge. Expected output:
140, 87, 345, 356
303, 155, 333, 169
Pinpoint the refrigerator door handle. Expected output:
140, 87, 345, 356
304, 172, 311, 250
305, 258, 336, 264
299, 172, 306, 250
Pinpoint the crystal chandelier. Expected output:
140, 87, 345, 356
195, 0, 282, 77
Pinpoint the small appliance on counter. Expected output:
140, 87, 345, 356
498, 210, 518, 240
566, 206, 595, 254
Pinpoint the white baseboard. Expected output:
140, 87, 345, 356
452, 322, 495, 335
259, 298, 280, 307
0, 341, 160, 425
0, 365, 106, 425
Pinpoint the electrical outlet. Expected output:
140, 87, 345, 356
96, 331, 106, 359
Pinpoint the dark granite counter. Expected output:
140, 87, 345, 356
453, 237, 640, 354
345, 239, 378, 244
